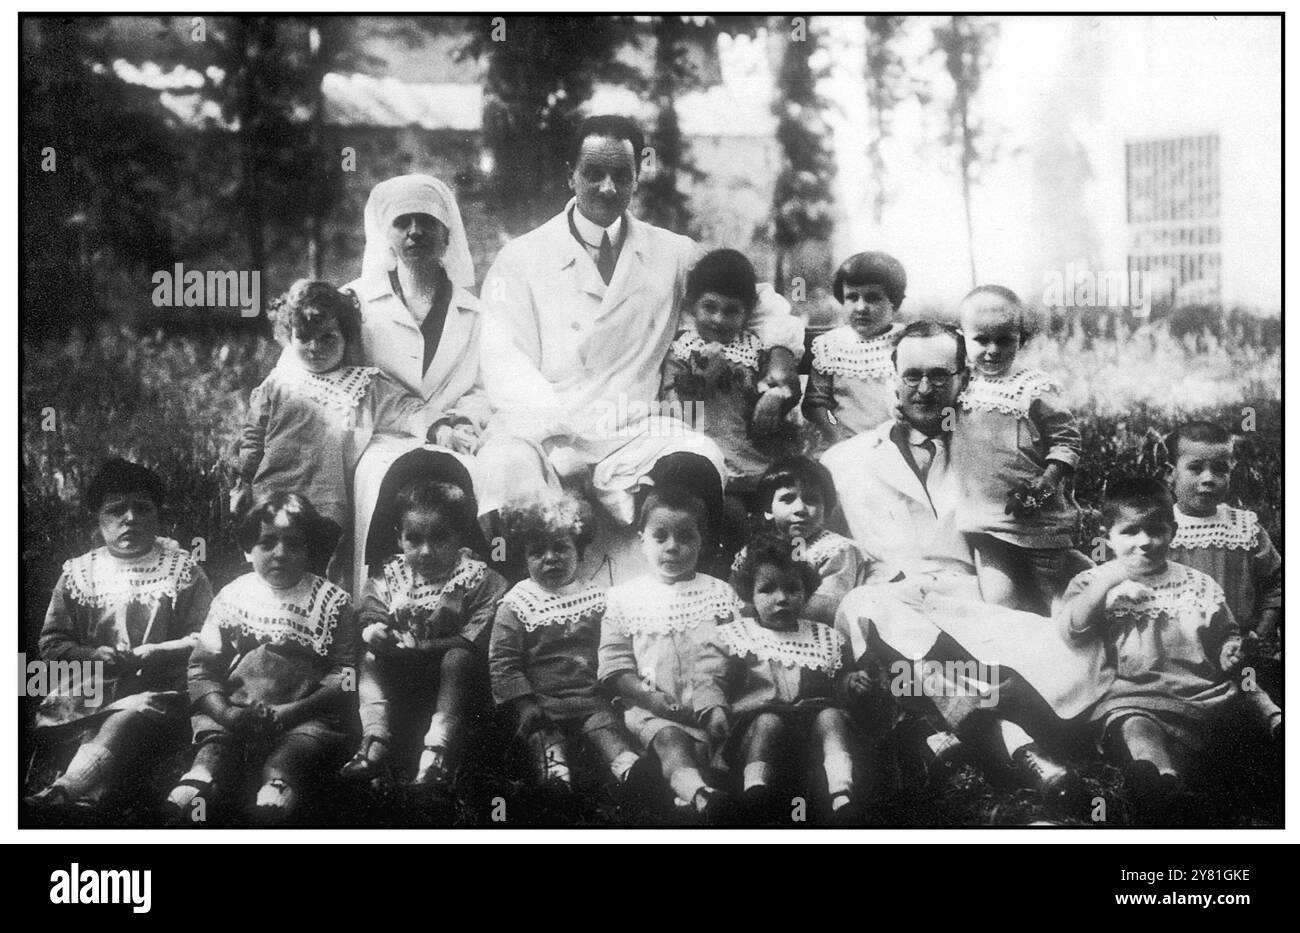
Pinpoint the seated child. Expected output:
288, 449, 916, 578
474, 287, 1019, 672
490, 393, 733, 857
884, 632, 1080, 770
232, 279, 437, 584
1060, 478, 1281, 818
731, 456, 878, 626
599, 485, 741, 821
698, 540, 863, 823
802, 251, 907, 446
166, 493, 357, 824
953, 285, 1092, 613
25, 459, 212, 815
489, 493, 650, 797
341, 477, 508, 791
661, 249, 802, 543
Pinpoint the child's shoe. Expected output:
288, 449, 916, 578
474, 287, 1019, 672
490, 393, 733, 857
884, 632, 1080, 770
414, 745, 454, 792
826, 791, 863, 827
693, 786, 741, 827
340, 737, 392, 788
1011, 743, 1081, 809
249, 779, 298, 826
616, 754, 662, 809
741, 783, 783, 825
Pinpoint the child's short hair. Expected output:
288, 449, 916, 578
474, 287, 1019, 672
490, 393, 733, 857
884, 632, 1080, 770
960, 284, 1030, 344
267, 279, 363, 352
732, 534, 822, 603
685, 249, 759, 311
393, 478, 481, 549
500, 492, 595, 555
85, 458, 163, 512
1164, 421, 1234, 463
757, 456, 838, 517
237, 491, 339, 566
638, 484, 710, 536
833, 251, 907, 308
1101, 477, 1176, 528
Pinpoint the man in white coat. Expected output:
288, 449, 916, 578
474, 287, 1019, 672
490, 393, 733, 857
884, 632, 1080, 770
824, 321, 1089, 806
476, 115, 804, 539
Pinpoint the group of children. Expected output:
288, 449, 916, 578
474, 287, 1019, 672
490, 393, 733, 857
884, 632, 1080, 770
24, 248, 1283, 826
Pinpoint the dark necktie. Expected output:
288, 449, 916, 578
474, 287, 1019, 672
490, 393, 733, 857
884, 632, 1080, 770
597, 232, 616, 286
916, 438, 936, 480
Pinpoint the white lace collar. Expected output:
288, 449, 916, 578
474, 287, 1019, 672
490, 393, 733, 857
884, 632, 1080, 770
209, 572, 349, 657
1099, 562, 1225, 627
274, 363, 380, 417
715, 617, 843, 675
670, 329, 762, 370
1172, 505, 1260, 552
960, 368, 1057, 417
381, 551, 487, 613
810, 324, 898, 381
503, 579, 606, 632
605, 574, 741, 636
63, 538, 197, 610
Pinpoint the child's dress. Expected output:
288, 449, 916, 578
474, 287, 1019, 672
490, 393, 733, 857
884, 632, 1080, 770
730, 530, 874, 626
1169, 504, 1281, 634
489, 578, 611, 723
952, 367, 1081, 549
660, 329, 800, 494
189, 571, 357, 749
599, 573, 743, 746
357, 550, 508, 746
37, 537, 212, 730
1063, 561, 1241, 754
803, 323, 901, 442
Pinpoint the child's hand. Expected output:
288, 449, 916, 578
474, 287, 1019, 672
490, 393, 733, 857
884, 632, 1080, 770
844, 670, 875, 700
1220, 633, 1255, 676
92, 646, 122, 673
512, 698, 549, 740
128, 642, 159, 672
752, 386, 792, 435
643, 691, 692, 725
704, 707, 730, 746
363, 622, 396, 655
228, 482, 253, 519
430, 421, 481, 455
248, 701, 279, 736
1004, 477, 1055, 519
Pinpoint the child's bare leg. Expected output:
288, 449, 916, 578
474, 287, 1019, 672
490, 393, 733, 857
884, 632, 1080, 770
53, 709, 157, 802
355, 652, 394, 764
167, 735, 235, 812
741, 713, 787, 791
813, 708, 856, 806
971, 536, 1029, 611
1117, 715, 1177, 778
650, 726, 712, 805
417, 646, 477, 784
581, 711, 642, 784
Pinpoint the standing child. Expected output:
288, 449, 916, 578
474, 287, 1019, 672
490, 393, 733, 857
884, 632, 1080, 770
953, 285, 1091, 613
232, 279, 437, 584
1060, 479, 1281, 820
26, 460, 212, 815
165, 493, 357, 824
698, 539, 863, 823
340, 478, 508, 791
599, 485, 742, 821
489, 493, 655, 799
802, 252, 908, 446
730, 456, 879, 626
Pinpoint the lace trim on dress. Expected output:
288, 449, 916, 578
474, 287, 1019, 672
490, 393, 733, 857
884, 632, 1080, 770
1099, 563, 1227, 627
63, 538, 197, 610
810, 327, 897, 381
605, 575, 742, 636
1171, 506, 1261, 552
503, 580, 606, 632
959, 368, 1058, 417
274, 364, 380, 419
381, 551, 487, 614
715, 618, 843, 675
670, 330, 762, 370
209, 573, 348, 657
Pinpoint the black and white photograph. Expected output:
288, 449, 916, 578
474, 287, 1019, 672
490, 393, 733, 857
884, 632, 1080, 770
16, 11, 1284, 835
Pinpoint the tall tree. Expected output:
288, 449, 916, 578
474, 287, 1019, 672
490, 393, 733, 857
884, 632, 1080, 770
862, 16, 912, 227
639, 15, 704, 235
932, 15, 1000, 287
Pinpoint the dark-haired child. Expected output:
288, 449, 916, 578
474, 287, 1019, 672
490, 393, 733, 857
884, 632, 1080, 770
489, 493, 651, 795
697, 540, 862, 822
953, 285, 1090, 614
233, 279, 438, 583
166, 492, 357, 824
731, 456, 877, 626
803, 251, 907, 445
26, 459, 212, 815
341, 478, 508, 790
1060, 479, 1280, 815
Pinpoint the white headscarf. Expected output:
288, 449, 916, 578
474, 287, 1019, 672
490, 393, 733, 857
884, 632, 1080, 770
361, 174, 475, 289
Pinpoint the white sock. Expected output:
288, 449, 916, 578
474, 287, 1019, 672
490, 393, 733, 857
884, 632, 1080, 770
743, 761, 773, 791
610, 750, 641, 782
668, 767, 708, 805
823, 751, 854, 798
255, 780, 296, 810
57, 744, 113, 800
166, 768, 214, 808
926, 731, 962, 757
998, 720, 1034, 757
423, 711, 460, 751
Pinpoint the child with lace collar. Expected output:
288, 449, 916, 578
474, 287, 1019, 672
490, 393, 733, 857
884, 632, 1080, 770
803, 251, 908, 446
488, 493, 656, 802
599, 485, 742, 823
165, 493, 357, 825
661, 250, 802, 526
1060, 479, 1280, 821
697, 539, 862, 824
231, 279, 439, 585
25, 459, 212, 817
731, 457, 882, 626
952, 285, 1091, 614
341, 477, 508, 794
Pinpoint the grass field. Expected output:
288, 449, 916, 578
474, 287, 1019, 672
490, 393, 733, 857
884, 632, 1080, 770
19, 320, 1283, 827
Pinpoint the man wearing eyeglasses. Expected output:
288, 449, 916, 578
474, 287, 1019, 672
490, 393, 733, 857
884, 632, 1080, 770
825, 321, 1089, 809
